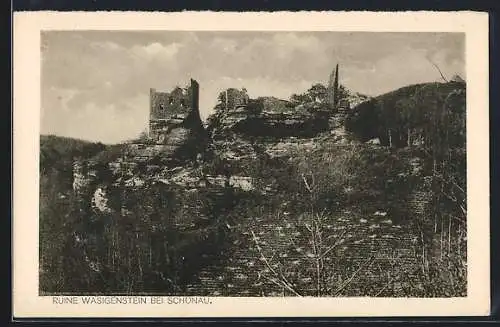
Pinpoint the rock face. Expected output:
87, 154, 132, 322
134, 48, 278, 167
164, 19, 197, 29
214, 102, 332, 140
71, 74, 365, 202
72, 160, 99, 194
91, 186, 112, 213
211, 82, 368, 142
72, 75, 359, 204
231, 111, 331, 138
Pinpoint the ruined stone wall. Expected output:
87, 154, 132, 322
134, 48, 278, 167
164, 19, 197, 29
259, 97, 293, 113
149, 79, 202, 144
150, 87, 190, 120
221, 88, 249, 111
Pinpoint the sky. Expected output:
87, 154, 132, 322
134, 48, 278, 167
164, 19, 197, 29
41, 31, 465, 144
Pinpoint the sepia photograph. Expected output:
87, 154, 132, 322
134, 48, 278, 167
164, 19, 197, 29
39, 30, 468, 298
13, 11, 489, 318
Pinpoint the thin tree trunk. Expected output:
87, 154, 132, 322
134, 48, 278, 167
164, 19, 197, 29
448, 218, 452, 254
420, 230, 426, 275
440, 219, 444, 260
149, 238, 152, 268
138, 246, 143, 289
458, 224, 461, 258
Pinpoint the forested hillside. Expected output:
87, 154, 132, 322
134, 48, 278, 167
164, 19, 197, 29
39, 135, 231, 294
39, 79, 467, 297
345, 81, 466, 148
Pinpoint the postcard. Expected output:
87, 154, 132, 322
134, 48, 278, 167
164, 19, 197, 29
13, 10, 490, 318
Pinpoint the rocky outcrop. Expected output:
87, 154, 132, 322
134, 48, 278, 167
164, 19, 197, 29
72, 77, 359, 209
91, 186, 112, 213
211, 86, 369, 142
264, 137, 319, 158
158, 168, 254, 192
214, 107, 331, 140
72, 160, 99, 194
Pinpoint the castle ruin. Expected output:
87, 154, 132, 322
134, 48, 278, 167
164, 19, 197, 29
149, 78, 203, 145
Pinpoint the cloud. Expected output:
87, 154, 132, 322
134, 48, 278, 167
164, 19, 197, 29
272, 33, 322, 52
130, 42, 183, 61
90, 41, 123, 52
210, 38, 238, 53
340, 45, 465, 96
75, 95, 148, 143
41, 87, 80, 135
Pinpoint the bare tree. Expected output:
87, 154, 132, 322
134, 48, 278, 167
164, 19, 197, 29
426, 56, 449, 83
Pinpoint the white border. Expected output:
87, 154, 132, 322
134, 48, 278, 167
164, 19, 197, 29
13, 11, 490, 318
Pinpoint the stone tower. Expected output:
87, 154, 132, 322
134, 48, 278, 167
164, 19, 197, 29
148, 79, 202, 144
327, 63, 339, 109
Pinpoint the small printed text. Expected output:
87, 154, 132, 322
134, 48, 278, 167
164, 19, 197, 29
52, 296, 213, 305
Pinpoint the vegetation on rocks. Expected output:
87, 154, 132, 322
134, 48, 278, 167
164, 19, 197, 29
39, 79, 466, 297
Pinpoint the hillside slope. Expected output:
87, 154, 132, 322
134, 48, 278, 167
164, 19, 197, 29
345, 81, 466, 148
38, 79, 467, 297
